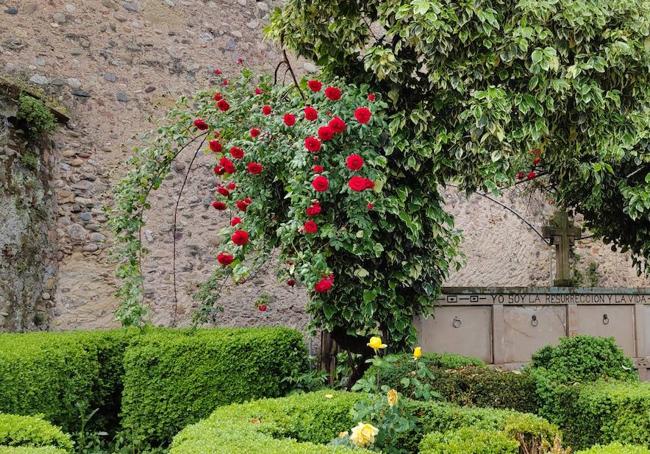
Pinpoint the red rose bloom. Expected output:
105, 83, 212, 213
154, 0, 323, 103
209, 140, 223, 153
230, 217, 242, 226
216, 186, 230, 197
304, 220, 318, 234
304, 106, 318, 121
258, 304, 267, 312
194, 119, 208, 130
227, 182, 237, 190
219, 156, 236, 174
324, 86, 342, 101
346, 154, 364, 171
354, 107, 372, 124
312, 175, 329, 192
254, 87, 263, 95
307, 80, 323, 92
318, 126, 335, 142
349, 176, 374, 192
214, 68, 222, 75
516, 171, 525, 180
328, 116, 346, 134
216, 99, 230, 112
306, 202, 321, 217
213, 92, 223, 101
229, 146, 244, 159
222, 79, 229, 86
244, 197, 252, 204
314, 275, 334, 293
304, 136, 322, 153
250, 128, 261, 138
533, 157, 541, 165
367, 93, 376, 102
283, 113, 296, 127
213, 165, 225, 175
211, 200, 227, 210
231, 230, 250, 246
262, 105, 272, 116
527, 170, 537, 180
287, 278, 296, 287
217, 252, 234, 266
367, 202, 374, 210
312, 165, 324, 173
236, 199, 249, 212
247, 162, 263, 175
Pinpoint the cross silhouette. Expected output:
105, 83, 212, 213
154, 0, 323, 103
542, 210, 582, 287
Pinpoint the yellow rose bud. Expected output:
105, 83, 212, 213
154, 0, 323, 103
349, 422, 379, 447
413, 346, 422, 360
367, 336, 387, 353
387, 388, 398, 407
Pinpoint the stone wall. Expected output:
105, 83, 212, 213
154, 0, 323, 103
0, 0, 646, 334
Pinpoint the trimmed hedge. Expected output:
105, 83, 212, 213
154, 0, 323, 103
559, 381, 650, 449
171, 390, 557, 454
576, 443, 650, 454
0, 414, 72, 452
171, 390, 370, 453
419, 427, 519, 454
120, 327, 308, 446
0, 330, 133, 433
0, 449, 68, 454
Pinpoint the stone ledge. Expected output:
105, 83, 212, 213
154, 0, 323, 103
0, 74, 69, 123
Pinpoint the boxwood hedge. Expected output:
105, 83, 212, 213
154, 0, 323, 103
576, 443, 650, 454
0, 414, 72, 452
0, 449, 68, 454
419, 427, 519, 454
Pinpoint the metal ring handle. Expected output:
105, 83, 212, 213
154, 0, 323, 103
452, 316, 462, 328
603, 314, 609, 325
531, 315, 539, 327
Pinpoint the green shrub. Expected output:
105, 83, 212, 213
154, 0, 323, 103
0, 330, 133, 433
0, 448, 68, 454
120, 327, 308, 447
576, 443, 650, 454
559, 381, 650, 449
419, 427, 519, 454
170, 390, 370, 454
16, 94, 55, 136
0, 414, 72, 452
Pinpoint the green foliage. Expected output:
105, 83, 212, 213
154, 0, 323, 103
576, 443, 650, 454
120, 327, 308, 447
0, 330, 133, 434
419, 427, 519, 454
0, 414, 72, 452
170, 390, 371, 454
557, 381, 650, 449
15, 94, 56, 136
270, 0, 650, 276
0, 448, 68, 454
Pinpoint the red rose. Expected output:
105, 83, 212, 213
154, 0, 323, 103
516, 171, 525, 180
213, 92, 223, 101
214, 68, 222, 75
318, 126, 335, 142
304, 220, 318, 234
324, 86, 342, 101
312, 175, 329, 192
287, 278, 296, 287
254, 87, 263, 95
354, 107, 372, 124
232, 229, 250, 246
349, 176, 373, 192
314, 275, 334, 293
527, 171, 537, 180
533, 157, 541, 166
194, 119, 208, 130
217, 252, 234, 266
262, 105, 272, 115
209, 140, 223, 153
247, 162, 263, 175
211, 201, 227, 210
304, 136, 322, 153
217, 99, 230, 112
250, 128, 261, 138
230, 217, 242, 226
244, 197, 252, 204
222, 79, 229, 86
227, 182, 237, 191
236, 199, 249, 212
346, 154, 364, 171
312, 165, 324, 173
304, 106, 318, 121
229, 146, 244, 159
367, 202, 374, 210
219, 156, 236, 174
367, 93, 376, 102
216, 186, 230, 197
283, 113, 296, 126
328, 116, 346, 134
307, 80, 323, 92
306, 202, 321, 217
237, 57, 244, 65
213, 165, 225, 175
258, 304, 268, 312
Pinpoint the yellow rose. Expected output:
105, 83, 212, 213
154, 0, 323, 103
387, 388, 398, 407
413, 346, 422, 360
349, 422, 379, 447
367, 336, 387, 353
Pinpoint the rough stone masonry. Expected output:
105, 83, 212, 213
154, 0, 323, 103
0, 0, 646, 336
